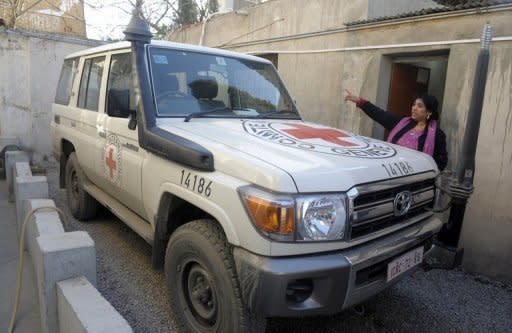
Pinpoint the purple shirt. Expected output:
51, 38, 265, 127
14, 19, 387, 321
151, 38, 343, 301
396, 129, 423, 150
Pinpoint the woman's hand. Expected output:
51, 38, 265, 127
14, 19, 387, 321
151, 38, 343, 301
344, 89, 361, 104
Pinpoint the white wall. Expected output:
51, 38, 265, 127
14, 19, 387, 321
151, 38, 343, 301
0, 28, 99, 163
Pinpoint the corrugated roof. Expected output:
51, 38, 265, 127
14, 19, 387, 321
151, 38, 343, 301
345, 0, 512, 26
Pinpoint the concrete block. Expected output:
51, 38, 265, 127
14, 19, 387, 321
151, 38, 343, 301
0, 137, 19, 152
5, 151, 29, 202
57, 276, 133, 333
14, 176, 48, 234
23, 199, 65, 256
33, 232, 96, 333
15, 161, 32, 178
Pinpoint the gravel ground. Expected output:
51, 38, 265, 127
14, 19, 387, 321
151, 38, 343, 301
45, 164, 512, 333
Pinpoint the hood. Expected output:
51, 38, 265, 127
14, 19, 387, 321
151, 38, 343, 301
157, 118, 438, 192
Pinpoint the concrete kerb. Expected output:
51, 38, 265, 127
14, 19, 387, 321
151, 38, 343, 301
6, 151, 29, 202
33, 231, 97, 333
12, 163, 133, 333
23, 199, 65, 258
14, 174, 49, 235
57, 276, 133, 333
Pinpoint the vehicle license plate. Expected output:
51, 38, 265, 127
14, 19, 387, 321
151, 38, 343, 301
387, 247, 423, 282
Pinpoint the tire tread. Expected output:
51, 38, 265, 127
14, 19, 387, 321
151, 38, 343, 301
166, 219, 266, 333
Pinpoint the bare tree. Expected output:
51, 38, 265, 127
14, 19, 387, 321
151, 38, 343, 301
0, 0, 44, 28
85, 0, 178, 38
80, 0, 221, 40
197, 0, 218, 22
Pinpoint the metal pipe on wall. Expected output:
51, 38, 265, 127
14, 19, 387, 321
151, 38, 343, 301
436, 23, 493, 262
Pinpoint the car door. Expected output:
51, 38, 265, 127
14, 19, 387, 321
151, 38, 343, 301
71, 54, 108, 186
96, 51, 146, 218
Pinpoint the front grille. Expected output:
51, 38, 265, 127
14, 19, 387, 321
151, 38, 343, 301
349, 177, 435, 240
354, 178, 434, 207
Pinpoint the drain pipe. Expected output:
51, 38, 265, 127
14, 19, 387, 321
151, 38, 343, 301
199, 12, 223, 45
199, 9, 249, 46
434, 23, 493, 267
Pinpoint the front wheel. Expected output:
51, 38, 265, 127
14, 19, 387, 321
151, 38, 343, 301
165, 219, 266, 333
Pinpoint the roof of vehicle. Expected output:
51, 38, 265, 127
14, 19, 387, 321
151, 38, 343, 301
65, 40, 271, 64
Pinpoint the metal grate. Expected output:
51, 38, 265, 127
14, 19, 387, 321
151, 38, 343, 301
350, 178, 435, 240
354, 178, 434, 207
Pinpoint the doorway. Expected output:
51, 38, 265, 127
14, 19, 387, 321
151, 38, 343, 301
388, 63, 430, 118
372, 51, 449, 140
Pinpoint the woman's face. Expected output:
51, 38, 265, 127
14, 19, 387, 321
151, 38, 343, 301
411, 98, 431, 122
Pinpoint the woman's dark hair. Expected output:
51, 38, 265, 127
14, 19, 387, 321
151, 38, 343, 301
416, 93, 439, 120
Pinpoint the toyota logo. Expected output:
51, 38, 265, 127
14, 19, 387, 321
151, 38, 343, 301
393, 191, 413, 216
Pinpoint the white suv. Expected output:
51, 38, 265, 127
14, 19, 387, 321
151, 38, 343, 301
51, 27, 443, 332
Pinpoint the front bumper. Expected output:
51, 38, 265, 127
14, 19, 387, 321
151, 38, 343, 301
233, 215, 442, 317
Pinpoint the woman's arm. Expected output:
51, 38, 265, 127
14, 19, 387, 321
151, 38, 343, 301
433, 129, 448, 171
358, 101, 401, 131
344, 90, 401, 130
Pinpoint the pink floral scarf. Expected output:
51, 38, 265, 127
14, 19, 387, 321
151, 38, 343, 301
387, 117, 437, 156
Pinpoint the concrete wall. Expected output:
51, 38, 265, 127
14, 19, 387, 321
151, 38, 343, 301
168, 1, 512, 281
0, 28, 99, 163
220, 0, 265, 11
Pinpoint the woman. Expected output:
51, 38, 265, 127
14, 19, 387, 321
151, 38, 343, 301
345, 90, 448, 171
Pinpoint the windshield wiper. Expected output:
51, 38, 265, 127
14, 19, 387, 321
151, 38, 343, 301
255, 109, 300, 119
184, 107, 230, 122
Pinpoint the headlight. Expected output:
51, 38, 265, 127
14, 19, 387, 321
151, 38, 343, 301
296, 195, 347, 241
239, 186, 348, 242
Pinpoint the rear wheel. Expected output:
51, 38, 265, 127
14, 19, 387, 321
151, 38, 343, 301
165, 219, 266, 333
65, 152, 98, 220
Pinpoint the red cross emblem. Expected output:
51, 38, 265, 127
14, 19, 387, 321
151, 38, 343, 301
105, 147, 117, 178
282, 124, 358, 147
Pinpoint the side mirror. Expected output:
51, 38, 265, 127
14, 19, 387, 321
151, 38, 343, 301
128, 111, 137, 130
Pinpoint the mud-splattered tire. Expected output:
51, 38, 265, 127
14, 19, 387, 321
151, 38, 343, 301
165, 219, 266, 333
65, 152, 97, 220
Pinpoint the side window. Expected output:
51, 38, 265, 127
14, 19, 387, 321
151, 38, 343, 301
55, 58, 78, 105
106, 53, 135, 118
77, 56, 105, 111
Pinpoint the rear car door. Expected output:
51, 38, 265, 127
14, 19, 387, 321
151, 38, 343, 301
59, 54, 107, 186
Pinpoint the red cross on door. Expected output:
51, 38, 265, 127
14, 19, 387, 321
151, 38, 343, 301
282, 124, 358, 147
105, 147, 117, 178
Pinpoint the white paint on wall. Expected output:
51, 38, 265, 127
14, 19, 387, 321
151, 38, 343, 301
0, 29, 99, 163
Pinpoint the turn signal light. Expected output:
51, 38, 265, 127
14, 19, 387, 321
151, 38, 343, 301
244, 195, 295, 235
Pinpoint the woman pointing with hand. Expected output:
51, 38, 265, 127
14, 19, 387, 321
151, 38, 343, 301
345, 90, 448, 171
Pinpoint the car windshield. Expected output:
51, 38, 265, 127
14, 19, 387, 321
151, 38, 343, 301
148, 47, 300, 119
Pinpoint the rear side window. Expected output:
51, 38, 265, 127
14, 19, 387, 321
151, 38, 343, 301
78, 56, 105, 111
106, 53, 136, 118
55, 58, 78, 105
